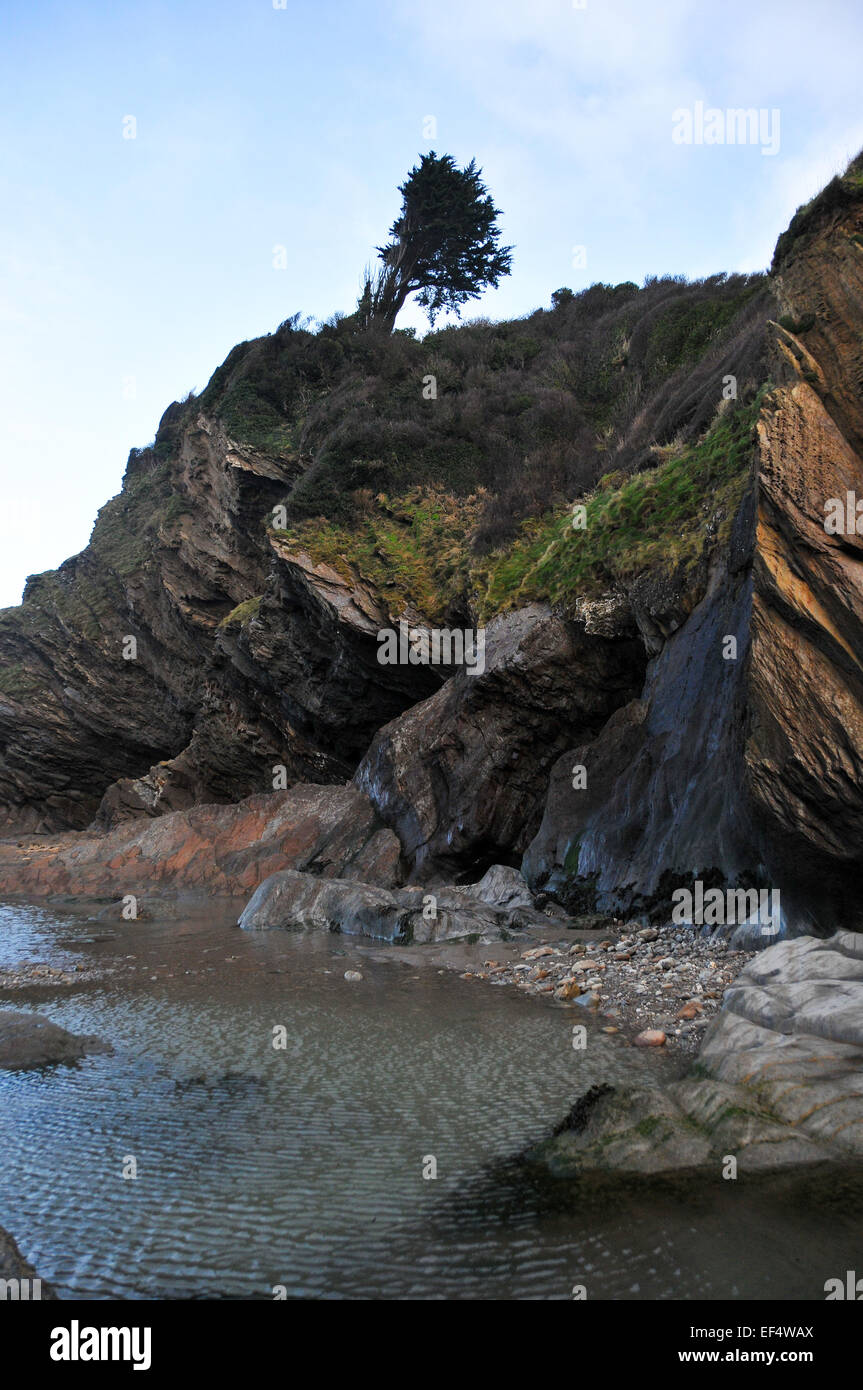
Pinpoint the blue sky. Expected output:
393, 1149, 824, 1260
1, 0, 862, 607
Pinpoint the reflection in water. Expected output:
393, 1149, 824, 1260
0, 902, 860, 1300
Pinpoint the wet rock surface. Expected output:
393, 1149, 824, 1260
522, 543, 760, 920
699, 930, 863, 1155
0, 1227, 57, 1299
523, 1072, 827, 1177
239, 865, 545, 942
0, 1009, 112, 1072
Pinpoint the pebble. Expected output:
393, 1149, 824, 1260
676, 1000, 703, 1020
445, 920, 753, 1055
344, 970, 363, 982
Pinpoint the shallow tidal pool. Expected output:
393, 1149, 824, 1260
0, 900, 860, 1300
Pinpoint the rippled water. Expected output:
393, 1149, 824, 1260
1, 900, 862, 1300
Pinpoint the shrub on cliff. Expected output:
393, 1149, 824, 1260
191, 269, 770, 559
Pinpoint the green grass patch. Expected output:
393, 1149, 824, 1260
218, 595, 263, 630
266, 392, 766, 625
475, 390, 766, 618
270, 487, 484, 623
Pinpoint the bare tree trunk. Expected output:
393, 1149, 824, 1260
366, 219, 427, 330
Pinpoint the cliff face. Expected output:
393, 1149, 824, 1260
0, 410, 284, 830
0, 409, 442, 832
356, 603, 645, 881
1, 157, 862, 936
0, 267, 767, 835
523, 156, 863, 934
746, 183, 863, 921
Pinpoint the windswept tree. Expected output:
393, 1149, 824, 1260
358, 152, 513, 331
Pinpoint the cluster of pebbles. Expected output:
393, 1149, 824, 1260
0, 959, 95, 990
461, 922, 755, 1052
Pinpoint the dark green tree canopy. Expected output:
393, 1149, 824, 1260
360, 152, 513, 330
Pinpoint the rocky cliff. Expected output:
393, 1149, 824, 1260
522, 155, 863, 934
1, 155, 862, 937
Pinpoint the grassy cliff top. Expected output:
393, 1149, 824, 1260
272, 389, 766, 624
5, 264, 773, 650
195, 271, 769, 557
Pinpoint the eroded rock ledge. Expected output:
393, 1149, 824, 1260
0, 784, 402, 899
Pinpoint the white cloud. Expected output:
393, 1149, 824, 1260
390, 0, 863, 282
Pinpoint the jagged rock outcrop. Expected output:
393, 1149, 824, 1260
0, 263, 772, 837
355, 604, 644, 882
0, 409, 442, 834
0, 409, 294, 831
